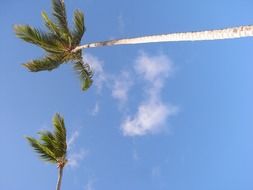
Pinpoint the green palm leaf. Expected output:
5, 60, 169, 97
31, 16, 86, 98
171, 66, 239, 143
41, 11, 62, 37
38, 131, 57, 152
52, 0, 70, 37
23, 54, 63, 72
72, 10, 85, 46
53, 113, 67, 156
26, 113, 67, 165
14, 25, 65, 53
26, 137, 58, 163
74, 60, 93, 91
14, 0, 93, 91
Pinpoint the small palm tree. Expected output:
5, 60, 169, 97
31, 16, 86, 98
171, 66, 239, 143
26, 113, 67, 190
14, 0, 93, 91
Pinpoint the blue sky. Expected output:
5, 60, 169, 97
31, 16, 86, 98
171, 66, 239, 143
1, 0, 253, 190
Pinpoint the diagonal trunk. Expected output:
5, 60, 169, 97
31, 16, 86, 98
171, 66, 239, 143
73, 25, 253, 51
56, 167, 63, 190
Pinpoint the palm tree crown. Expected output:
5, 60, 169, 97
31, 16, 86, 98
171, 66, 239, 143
26, 113, 67, 190
26, 113, 67, 167
14, 0, 93, 91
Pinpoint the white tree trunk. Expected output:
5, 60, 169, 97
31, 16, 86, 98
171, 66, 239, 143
56, 167, 63, 190
73, 25, 253, 52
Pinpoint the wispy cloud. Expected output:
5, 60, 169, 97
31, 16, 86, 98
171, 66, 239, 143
84, 178, 96, 190
134, 52, 173, 83
112, 71, 132, 104
67, 131, 79, 150
82, 52, 178, 136
121, 52, 178, 136
91, 102, 100, 116
67, 130, 88, 168
83, 54, 107, 92
68, 149, 88, 168
133, 149, 140, 161
117, 13, 125, 33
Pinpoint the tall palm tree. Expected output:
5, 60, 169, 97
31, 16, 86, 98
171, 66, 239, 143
26, 113, 67, 190
15, 0, 253, 90
14, 0, 93, 91
72, 25, 253, 51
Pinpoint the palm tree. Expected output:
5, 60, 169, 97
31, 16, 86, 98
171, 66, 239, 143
14, 0, 93, 91
72, 25, 253, 51
26, 113, 67, 190
15, 0, 253, 90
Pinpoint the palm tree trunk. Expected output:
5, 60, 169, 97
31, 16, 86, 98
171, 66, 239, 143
73, 25, 253, 52
56, 167, 63, 190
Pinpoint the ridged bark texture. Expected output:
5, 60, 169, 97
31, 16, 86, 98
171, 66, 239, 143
73, 25, 253, 51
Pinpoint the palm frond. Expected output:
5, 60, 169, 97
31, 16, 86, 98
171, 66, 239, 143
73, 60, 93, 91
42, 11, 71, 46
71, 10, 85, 46
15, 0, 92, 91
53, 113, 67, 156
23, 54, 63, 72
38, 131, 65, 159
26, 113, 68, 165
52, 0, 70, 37
14, 25, 65, 53
26, 136, 57, 163
41, 11, 61, 37
38, 131, 57, 152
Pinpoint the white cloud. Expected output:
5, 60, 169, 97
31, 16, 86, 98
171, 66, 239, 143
68, 149, 89, 168
83, 54, 107, 91
122, 100, 177, 136
84, 179, 95, 190
67, 131, 79, 150
67, 130, 88, 168
112, 71, 132, 103
117, 13, 125, 33
82, 52, 178, 136
121, 52, 178, 136
133, 149, 140, 161
134, 52, 173, 83
91, 102, 100, 116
